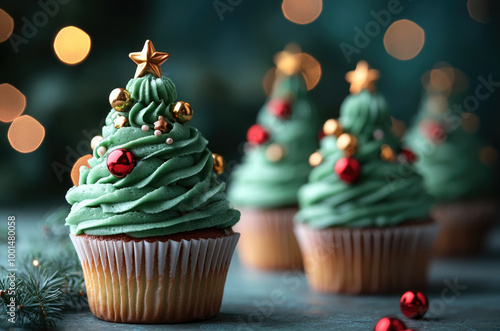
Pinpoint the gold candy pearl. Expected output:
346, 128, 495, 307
323, 119, 343, 137
90, 135, 103, 150
266, 143, 286, 162
380, 144, 396, 162
212, 153, 226, 175
109, 88, 132, 112
171, 101, 193, 124
309, 151, 323, 167
337, 133, 357, 156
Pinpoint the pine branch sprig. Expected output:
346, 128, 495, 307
0, 268, 64, 328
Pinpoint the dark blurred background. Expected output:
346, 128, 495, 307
0, 0, 499, 208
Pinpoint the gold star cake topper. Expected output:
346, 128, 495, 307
345, 61, 380, 94
129, 40, 169, 78
274, 43, 303, 76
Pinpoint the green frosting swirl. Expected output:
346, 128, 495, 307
66, 74, 239, 238
404, 93, 490, 201
228, 74, 319, 208
296, 90, 432, 228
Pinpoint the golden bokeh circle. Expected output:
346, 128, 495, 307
384, 19, 425, 61
0, 84, 26, 123
8, 115, 45, 153
0, 8, 14, 43
53, 26, 91, 65
282, 0, 323, 25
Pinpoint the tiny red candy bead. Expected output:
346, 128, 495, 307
318, 129, 326, 141
334, 157, 361, 183
107, 148, 136, 178
374, 316, 407, 331
400, 290, 429, 319
400, 148, 417, 164
268, 99, 292, 118
420, 120, 447, 144
247, 124, 270, 145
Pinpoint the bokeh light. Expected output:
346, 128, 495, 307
0, 8, 14, 43
422, 63, 469, 94
480, 146, 499, 166
282, 0, 322, 25
8, 115, 45, 153
427, 95, 448, 115
53, 26, 91, 65
467, 0, 489, 23
263, 53, 321, 95
461, 113, 480, 133
32, 259, 40, 267
391, 116, 407, 138
384, 19, 425, 61
0, 84, 26, 123
430, 68, 454, 92
301, 53, 321, 91
263, 67, 277, 96
71, 154, 92, 186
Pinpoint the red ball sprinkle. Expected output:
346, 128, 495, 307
318, 128, 326, 141
334, 157, 361, 183
400, 148, 417, 164
107, 148, 136, 178
247, 124, 270, 145
400, 290, 429, 319
419, 120, 447, 144
268, 99, 292, 118
374, 316, 407, 331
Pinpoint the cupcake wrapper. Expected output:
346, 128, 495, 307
234, 207, 302, 270
70, 232, 239, 323
431, 199, 497, 257
294, 222, 439, 294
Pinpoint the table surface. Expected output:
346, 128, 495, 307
2, 209, 500, 331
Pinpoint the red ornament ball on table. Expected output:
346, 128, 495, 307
268, 99, 292, 118
107, 148, 136, 178
247, 124, 270, 145
400, 148, 417, 164
374, 316, 407, 331
334, 157, 361, 183
400, 290, 429, 319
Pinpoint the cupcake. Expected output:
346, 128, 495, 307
65, 40, 240, 323
227, 46, 319, 270
294, 61, 437, 294
404, 68, 497, 256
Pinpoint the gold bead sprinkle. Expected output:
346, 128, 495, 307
323, 119, 343, 137
212, 153, 226, 175
337, 133, 358, 156
171, 101, 193, 124
266, 143, 286, 162
380, 144, 396, 162
109, 88, 132, 112
309, 151, 323, 167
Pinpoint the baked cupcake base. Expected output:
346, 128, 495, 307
294, 220, 438, 294
70, 228, 239, 323
234, 207, 302, 270
431, 198, 497, 257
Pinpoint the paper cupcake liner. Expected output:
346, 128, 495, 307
234, 207, 302, 270
431, 198, 497, 257
70, 232, 239, 323
294, 221, 439, 294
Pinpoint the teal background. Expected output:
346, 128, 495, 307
0, 0, 499, 206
